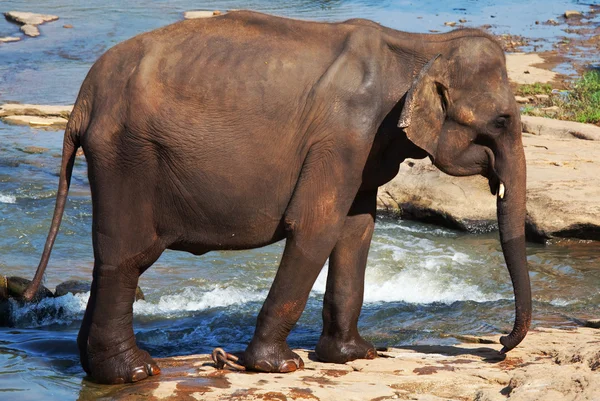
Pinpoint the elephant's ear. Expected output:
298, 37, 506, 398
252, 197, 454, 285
398, 54, 450, 161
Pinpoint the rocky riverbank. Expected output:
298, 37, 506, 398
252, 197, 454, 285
78, 327, 600, 401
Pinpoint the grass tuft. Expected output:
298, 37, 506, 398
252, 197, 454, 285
519, 71, 600, 125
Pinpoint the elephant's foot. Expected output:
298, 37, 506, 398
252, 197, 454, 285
87, 344, 161, 384
315, 334, 376, 364
243, 340, 304, 373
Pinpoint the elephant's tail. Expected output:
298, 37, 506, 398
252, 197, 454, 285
23, 106, 84, 301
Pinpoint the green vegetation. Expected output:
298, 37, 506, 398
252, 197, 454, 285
519, 71, 600, 125
517, 82, 553, 96
567, 70, 600, 124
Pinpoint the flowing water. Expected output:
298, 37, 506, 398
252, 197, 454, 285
1, 1, 599, 399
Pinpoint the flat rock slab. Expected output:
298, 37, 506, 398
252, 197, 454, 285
0, 103, 73, 118
505, 53, 558, 85
4, 11, 59, 37
2, 115, 68, 128
183, 10, 222, 19
378, 123, 600, 241
91, 328, 600, 401
522, 115, 600, 141
0, 36, 21, 43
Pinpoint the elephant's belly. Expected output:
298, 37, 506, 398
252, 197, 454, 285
157, 168, 294, 253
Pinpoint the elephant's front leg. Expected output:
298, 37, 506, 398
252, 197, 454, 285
243, 141, 369, 373
315, 190, 377, 363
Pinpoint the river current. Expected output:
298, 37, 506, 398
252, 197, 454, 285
1, 1, 599, 399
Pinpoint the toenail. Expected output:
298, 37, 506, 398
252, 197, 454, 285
278, 360, 297, 373
131, 366, 147, 382
254, 360, 274, 372
147, 363, 161, 376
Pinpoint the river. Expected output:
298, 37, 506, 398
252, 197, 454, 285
1, 1, 599, 399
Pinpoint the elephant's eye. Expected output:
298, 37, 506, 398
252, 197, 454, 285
494, 115, 510, 129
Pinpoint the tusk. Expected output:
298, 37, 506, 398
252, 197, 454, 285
498, 182, 506, 199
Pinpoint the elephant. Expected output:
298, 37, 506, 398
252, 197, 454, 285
23, 11, 531, 384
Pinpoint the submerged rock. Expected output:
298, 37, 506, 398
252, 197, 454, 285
55, 280, 145, 301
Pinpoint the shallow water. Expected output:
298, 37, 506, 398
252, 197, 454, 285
1, 0, 600, 399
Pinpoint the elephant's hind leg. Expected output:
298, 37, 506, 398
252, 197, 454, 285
80, 234, 165, 384
78, 166, 167, 384
316, 190, 377, 363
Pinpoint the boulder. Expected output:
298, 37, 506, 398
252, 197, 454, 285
55, 280, 145, 301
0, 276, 53, 302
378, 123, 600, 242
99, 328, 600, 401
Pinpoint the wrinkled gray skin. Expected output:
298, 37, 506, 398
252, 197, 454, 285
24, 11, 531, 384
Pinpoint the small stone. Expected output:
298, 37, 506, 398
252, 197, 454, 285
541, 106, 560, 112
63, 24, 73, 28
459, 18, 467, 23
0, 36, 20, 43
429, 29, 440, 33
535, 94, 550, 101
551, 161, 563, 167
564, 10, 582, 18
444, 21, 456, 27
20, 24, 40, 37
212, 10, 222, 16
515, 96, 531, 103
547, 19, 559, 25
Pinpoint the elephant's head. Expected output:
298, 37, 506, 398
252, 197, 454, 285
398, 37, 531, 353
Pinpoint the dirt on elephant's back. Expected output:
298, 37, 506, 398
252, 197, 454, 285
85, 327, 600, 401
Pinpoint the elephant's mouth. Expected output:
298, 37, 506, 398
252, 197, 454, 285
483, 147, 503, 198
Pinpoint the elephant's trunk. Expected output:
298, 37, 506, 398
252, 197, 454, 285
495, 136, 531, 353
